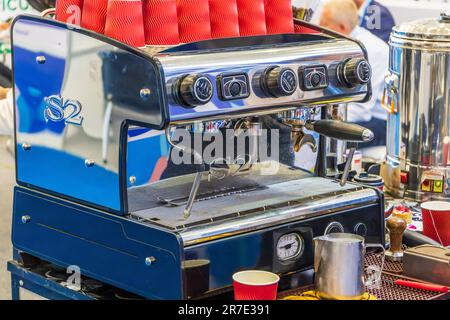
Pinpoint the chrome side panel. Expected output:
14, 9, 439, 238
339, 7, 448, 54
12, 16, 166, 212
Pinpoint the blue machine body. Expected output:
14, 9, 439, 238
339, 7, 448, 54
12, 187, 184, 300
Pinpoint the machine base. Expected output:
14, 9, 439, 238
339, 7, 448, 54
11, 184, 385, 300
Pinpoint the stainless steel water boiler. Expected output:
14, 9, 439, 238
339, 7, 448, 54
384, 13, 450, 201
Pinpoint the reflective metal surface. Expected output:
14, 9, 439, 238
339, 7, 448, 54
391, 14, 450, 45
180, 186, 377, 246
314, 233, 384, 300
385, 15, 450, 201
156, 37, 369, 124
129, 177, 378, 246
11, 14, 385, 301
13, 16, 165, 211
12, 15, 372, 213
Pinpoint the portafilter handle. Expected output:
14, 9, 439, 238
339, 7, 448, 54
305, 120, 374, 143
305, 120, 374, 186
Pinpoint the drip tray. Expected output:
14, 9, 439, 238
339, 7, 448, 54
130, 177, 362, 230
152, 176, 266, 206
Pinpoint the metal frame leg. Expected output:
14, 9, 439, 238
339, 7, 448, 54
11, 275, 20, 300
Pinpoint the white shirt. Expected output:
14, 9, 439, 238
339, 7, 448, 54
0, 90, 14, 136
347, 26, 389, 122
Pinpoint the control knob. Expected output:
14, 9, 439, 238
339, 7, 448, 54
354, 222, 368, 237
263, 67, 297, 97
324, 221, 345, 235
338, 58, 371, 87
310, 72, 322, 87
176, 74, 213, 107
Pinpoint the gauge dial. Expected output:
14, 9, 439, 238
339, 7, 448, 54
276, 233, 304, 262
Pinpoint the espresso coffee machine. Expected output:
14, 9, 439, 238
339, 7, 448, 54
10, 15, 384, 300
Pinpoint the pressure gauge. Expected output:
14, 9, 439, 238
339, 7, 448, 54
276, 233, 304, 262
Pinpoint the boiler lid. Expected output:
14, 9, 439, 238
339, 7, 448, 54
392, 13, 450, 42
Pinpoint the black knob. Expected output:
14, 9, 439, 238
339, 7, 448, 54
339, 58, 371, 87
263, 67, 297, 97
176, 74, 213, 107
229, 81, 242, 97
310, 72, 322, 87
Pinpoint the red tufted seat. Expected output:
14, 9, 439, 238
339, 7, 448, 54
176, 0, 295, 43
58, 0, 318, 46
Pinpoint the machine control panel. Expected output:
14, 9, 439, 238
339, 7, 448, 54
157, 37, 371, 122
299, 65, 329, 91
263, 67, 298, 97
218, 73, 250, 101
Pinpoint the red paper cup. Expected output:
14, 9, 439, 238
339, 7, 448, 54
233, 270, 279, 300
264, 0, 294, 34
81, 0, 108, 34
56, 0, 83, 25
209, 0, 240, 39
105, 0, 146, 47
177, 0, 212, 43
421, 201, 450, 246
143, 0, 180, 45
237, 0, 267, 36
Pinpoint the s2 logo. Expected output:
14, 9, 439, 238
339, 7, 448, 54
44, 95, 84, 126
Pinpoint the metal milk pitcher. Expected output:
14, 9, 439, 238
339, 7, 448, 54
314, 233, 385, 300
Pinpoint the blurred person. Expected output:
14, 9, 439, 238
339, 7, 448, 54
320, 0, 389, 147
353, 0, 395, 43
0, 86, 13, 136
0, 19, 12, 87
0, 22, 9, 32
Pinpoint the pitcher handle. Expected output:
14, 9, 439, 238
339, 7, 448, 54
364, 243, 385, 288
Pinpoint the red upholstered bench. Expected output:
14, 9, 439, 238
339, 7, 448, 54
56, 0, 320, 47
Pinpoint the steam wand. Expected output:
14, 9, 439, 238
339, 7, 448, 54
340, 142, 357, 187
165, 126, 205, 220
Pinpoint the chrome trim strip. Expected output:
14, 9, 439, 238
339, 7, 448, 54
167, 95, 366, 125
179, 188, 378, 246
